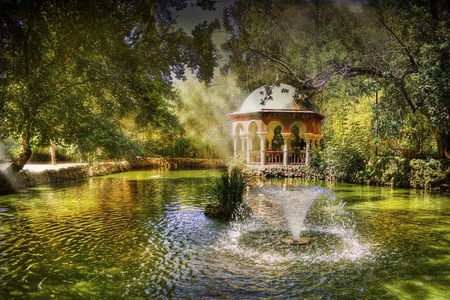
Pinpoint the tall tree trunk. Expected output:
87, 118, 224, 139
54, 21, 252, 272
50, 140, 57, 165
0, 145, 31, 192
5, 135, 32, 174
435, 128, 450, 158
5, 147, 32, 174
3, 23, 35, 175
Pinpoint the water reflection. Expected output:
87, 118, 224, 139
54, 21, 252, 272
0, 169, 449, 299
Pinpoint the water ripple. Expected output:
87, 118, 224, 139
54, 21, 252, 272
1, 172, 450, 299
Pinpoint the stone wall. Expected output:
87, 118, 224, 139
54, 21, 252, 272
241, 165, 323, 179
240, 163, 450, 191
0, 158, 227, 193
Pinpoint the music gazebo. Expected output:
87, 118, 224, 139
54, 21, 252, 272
228, 83, 325, 167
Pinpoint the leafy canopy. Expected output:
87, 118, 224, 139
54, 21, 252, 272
0, 0, 220, 167
221, 0, 450, 158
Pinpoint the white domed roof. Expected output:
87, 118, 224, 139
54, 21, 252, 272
239, 83, 297, 112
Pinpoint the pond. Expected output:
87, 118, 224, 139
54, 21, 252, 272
1, 169, 450, 299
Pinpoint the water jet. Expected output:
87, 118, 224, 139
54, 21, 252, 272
259, 185, 333, 247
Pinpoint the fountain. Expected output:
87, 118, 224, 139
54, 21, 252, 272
257, 185, 334, 245
215, 183, 369, 269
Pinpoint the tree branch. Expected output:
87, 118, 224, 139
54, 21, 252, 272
372, 2, 420, 112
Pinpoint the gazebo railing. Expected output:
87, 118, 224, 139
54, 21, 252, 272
265, 151, 283, 164
237, 150, 306, 165
249, 151, 261, 164
289, 150, 306, 165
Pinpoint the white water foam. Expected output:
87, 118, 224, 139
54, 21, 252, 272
209, 185, 373, 265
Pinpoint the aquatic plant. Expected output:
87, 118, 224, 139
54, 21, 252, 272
205, 169, 252, 220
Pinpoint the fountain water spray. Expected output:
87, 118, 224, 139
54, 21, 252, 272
267, 186, 332, 245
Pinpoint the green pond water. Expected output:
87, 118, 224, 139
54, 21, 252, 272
0, 169, 450, 299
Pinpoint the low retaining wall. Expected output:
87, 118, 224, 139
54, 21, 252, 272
0, 158, 227, 193
241, 165, 322, 178
240, 163, 450, 191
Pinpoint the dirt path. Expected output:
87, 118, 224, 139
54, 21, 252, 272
0, 163, 88, 172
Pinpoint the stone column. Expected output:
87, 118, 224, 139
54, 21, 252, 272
282, 133, 291, 166
232, 134, 238, 161
283, 144, 288, 166
249, 134, 255, 163
258, 133, 267, 167
304, 133, 314, 165
248, 134, 254, 151
245, 135, 251, 164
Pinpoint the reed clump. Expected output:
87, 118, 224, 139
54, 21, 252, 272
205, 168, 252, 220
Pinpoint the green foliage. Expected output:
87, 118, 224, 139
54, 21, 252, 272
409, 159, 449, 189
0, 0, 220, 168
29, 145, 79, 162
364, 157, 411, 188
376, 85, 436, 158
324, 141, 367, 182
0, 138, 19, 162
227, 156, 248, 174
153, 137, 200, 158
304, 150, 449, 190
317, 78, 373, 181
363, 156, 450, 189
307, 148, 327, 179
174, 75, 243, 159
104, 74, 242, 161
222, 0, 450, 158
210, 170, 251, 218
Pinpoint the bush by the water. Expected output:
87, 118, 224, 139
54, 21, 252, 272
363, 156, 449, 189
205, 169, 252, 220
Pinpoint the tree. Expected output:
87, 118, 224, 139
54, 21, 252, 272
221, 0, 450, 158
0, 0, 220, 173
366, 0, 450, 158
375, 84, 436, 158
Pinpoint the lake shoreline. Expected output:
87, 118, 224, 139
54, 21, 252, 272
0, 158, 227, 193
1, 157, 449, 193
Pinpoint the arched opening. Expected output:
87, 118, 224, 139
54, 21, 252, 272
248, 121, 261, 164
266, 121, 284, 151
267, 125, 284, 151
234, 123, 245, 157
248, 122, 260, 151
290, 125, 306, 150
289, 125, 306, 164
265, 123, 284, 164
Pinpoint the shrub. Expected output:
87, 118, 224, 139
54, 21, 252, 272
409, 159, 448, 189
324, 143, 367, 182
364, 156, 410, 187
357, 157, 450, 189
308, 148, 326, 176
